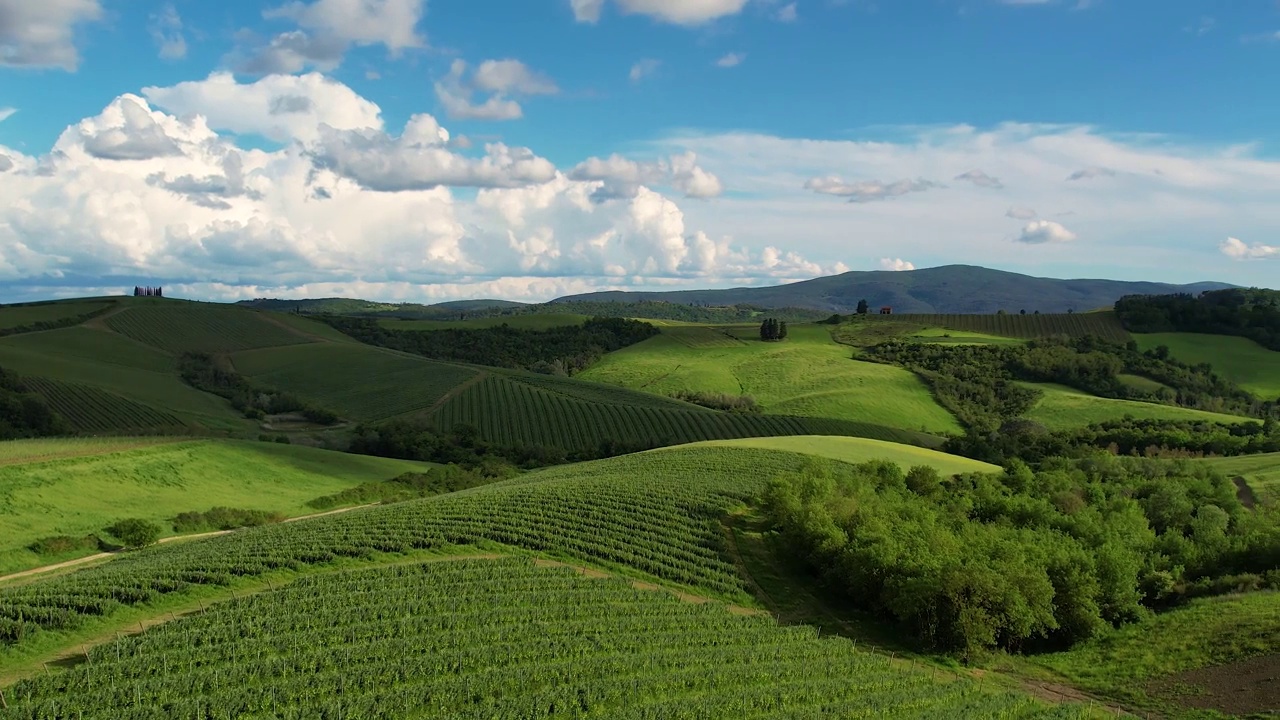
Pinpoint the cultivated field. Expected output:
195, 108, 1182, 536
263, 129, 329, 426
21, 377, 186, 433
0, 439, 435, 574
377, 312, 590, 331
1020, 382, 1253, 431
579, 324, 964, 434
105, 302, 316, 354
0, 299, 116, 331
857, 312, 1132, 343
1134, 332, 1280, 400
670, 436, 1000, 476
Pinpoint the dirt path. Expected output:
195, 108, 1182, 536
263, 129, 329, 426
422, 370, 489, 416
0, 504, 378, 586
1233, 476, 1259, 509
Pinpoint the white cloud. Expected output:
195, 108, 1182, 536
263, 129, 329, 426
775, 2, 798, 22
230, 30, 347, 74
880, 258, 914, 271
955, 169, 1003, 188
629, 58, 660, 82
264, 0, 425, 51
0, 0, 103, 70
1067, 165, 1116, 181
1016, 219, 1077, 244
715, 52, 745, 67
1220, 237, 1278, 260
434, 59, 558, 122
1005, 206, 1037, 219
572, 0, 750, 25
569, 152, 723, 200
804, 176, 942, 203
148, 4, 187, 60
0, 108, 15, 123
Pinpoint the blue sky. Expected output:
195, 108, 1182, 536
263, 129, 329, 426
0, 0, 1278, 303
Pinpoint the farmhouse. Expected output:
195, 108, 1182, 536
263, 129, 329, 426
879, 306, 893, 314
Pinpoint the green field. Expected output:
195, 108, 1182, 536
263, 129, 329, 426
377, 312, 591, 331
1020, 382, 1252, 431
904, 327, 1024, 345
0, 439, 435, 574
0, 558, 1083, 719
858, 312, 1131, 343
21, 377, 186, 433
1134, 332, 1280, 400
105, 302, 316, 354
670, 436, 1000, 476
1200, 452, 1280, 504
579, 324, 963, 434
0, 299, 115, 331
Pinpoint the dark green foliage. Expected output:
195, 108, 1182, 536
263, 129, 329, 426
669, 390, 760, 413
27, 535, 103, 556
0, 301, 115, 338
317, 315, 659, 373
171, 508, 286, 533
178, 352, 340, 424
0, 365, 71, 439
759, 318, 787, 341
104, 519, 162, 549
864, 335, 1277, 433
856, 299, 869, 315
306, 467, 513, 510
759, 456, 1280, 657
1116, 288, 1280, 350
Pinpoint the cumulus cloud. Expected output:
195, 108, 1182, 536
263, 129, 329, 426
715, 52, 745, 67
569, 152, 723, 200
629, 58, 660, 82
1006, 206, 1037, 219
230, 30, 347, 74
1220, 237, 1278, 260
71, 96, 184, 160
234, 0, 425, 74
148, 4, 187, 60
571, 0, 750, 25
0, 0, 103, 70
955, 169, 1003, 188
434, 59, 558, 122
1016, 219, 1077, 244
804, 176, 941, 203
879, 258, 914, 271
1067, 166, 1116, 181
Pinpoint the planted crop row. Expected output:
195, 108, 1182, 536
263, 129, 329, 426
0, 559, 1088, 719
662, 326, 746, 349
21, 377, 185, 432
106, 305, 314, 354
872, 313, 1131, 342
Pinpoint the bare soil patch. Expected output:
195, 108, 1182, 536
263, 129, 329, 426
1147, 654, 1278, 717
1234, 476, 1260, 510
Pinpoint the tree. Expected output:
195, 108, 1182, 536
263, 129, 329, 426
778, 321, 788, 340
856, 299, 869, 315
105, 518, 162, 549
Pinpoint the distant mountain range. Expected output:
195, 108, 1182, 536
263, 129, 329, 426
549, 265, 1239, 315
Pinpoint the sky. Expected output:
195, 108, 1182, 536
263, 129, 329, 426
0, 0, 1278, 304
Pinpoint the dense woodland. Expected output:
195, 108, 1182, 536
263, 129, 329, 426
761, 456, 1280, 657
0, 365, 69, 439
1116, 288, 1280, 350
317, 315, 660, 374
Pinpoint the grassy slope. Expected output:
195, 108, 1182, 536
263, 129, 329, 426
1021, 382, 1252, 431
579, 324, 963, 435
1134, 332, 1280, 400
0, 438, 435, 574
661, 436, 1000, 476
0, 299, 115, 330
377, 313, 590, 330
1199, 452, 1280, 504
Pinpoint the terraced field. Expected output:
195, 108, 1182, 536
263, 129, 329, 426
0, 557, 1085, 719
1134, 332, 1280, 401
21, 378, 186, 433
105, 302, 315, 354
579, 324, 963, 434
1020, 382, 1252, 431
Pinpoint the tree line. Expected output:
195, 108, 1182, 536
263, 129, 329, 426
177, 352, 340, 424
1116, 288, 1280, 351
0, 365, 69, 439
759, 318, 788, 341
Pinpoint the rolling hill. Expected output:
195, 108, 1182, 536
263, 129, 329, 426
552, 264, 1235, 314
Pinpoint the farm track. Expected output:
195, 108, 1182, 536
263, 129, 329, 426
421, 370, 489, 417
0, 504, 379, 586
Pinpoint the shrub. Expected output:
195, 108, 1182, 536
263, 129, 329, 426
104, 518, 162, 549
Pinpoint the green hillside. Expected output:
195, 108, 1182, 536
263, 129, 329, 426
660, 436, 1000, 476
1134, 332, 1280, 400
1199, 452, 1280, 504
377, 312, 590, 331
851, 311, 1131, 343
0, 299, 115, 331
1021, 382, 1253, 431
579, 324, 963, 434
0, 438, 436, 574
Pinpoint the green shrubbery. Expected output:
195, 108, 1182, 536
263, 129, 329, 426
104, 518, 162, 549
669, 390, 760, 413
306, 467, 511, 510
172, 507, 285, 533
178, 352, 339, 424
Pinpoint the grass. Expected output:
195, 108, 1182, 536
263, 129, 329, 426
376, 312, 591, 330
0, 299, 115, 331
1134, 332, 1280, 401
0, 438, 436, 574
1199, 452, 1280, 505
905, 327, 1024, 345
105, 302, 317, 354
856, 312, 1132, 343
669, 436, 1000, 476
1020, 382, 1252, 431
579, 324, 963, 434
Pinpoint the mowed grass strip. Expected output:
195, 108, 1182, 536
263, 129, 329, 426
0, 439, 437, 575
1134, 332, 1280, 401
377, 313, 591, 331
105, 302, 316, 354
0, 299, 115, 331
579, 324, 963, 434
1020, 382, 1253, 431
232, 343, 479, 422
21, 377, 186, 433
669, 436, 1000, 476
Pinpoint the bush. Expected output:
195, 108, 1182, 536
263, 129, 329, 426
28, 534, 102, 556
670, 390, 760, 413
172, 507, 286, 533
104, 518, 162, 549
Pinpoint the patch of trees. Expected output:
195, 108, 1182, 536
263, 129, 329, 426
177, 352, 340, 424
669, 390, 760, 413
760, 456, 1280, 658
863, 335, 1277, 433
27, 534, 103, 557
759, 318, 788, 341
347, 420, 658, 470
0, 365, 70, 439
317, 315, 660, 374
307, 468, 509, 510
171, 507, 286, 533
1116, 288, 1280, 351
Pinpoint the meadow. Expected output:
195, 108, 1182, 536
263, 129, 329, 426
0, 299, 116, 331
579, 324, 964, 435
0, 439, 435, 574
662, 436, 1000, 476
1020, 382, 1253, 431
1134, 332, 1280, 400
856, 312, 1132, 343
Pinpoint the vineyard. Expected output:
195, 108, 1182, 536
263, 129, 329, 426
662, 326, 748, 349
861, 312, 1131, 343
21, 378, 186, 433
0, 299, 116, 332
105, 304, 316, 354
0, 558, 1088, 719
